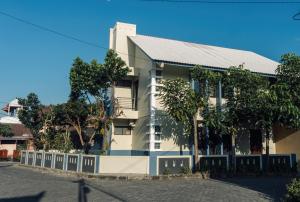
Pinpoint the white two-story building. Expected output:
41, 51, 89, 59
107, 21, 289, 163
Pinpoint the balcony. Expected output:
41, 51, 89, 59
115, 97, 138, 119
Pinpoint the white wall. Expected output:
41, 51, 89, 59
99, 156, 149, 174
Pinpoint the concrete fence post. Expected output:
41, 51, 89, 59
25, 150, 28, 165
42, 151, 45, 167
51, 153, 55, 169
63, 153, 67, 171
260, 155, 263, 171
95, 155, 100, 174
78, 153, 82, 172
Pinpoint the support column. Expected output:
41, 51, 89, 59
149, 65, 158, 176
205, 80, 210, 155
217, 80, 224, 155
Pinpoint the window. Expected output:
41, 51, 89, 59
155, 134, 161, 141
115, 126, 131, 135
155, 125, 161, 133
156, 70, 162, 77
116, 80, 132, 87
155, 143, 161, 149
1, 140, 16, 144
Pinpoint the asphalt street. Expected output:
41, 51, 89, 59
0, 162, 291, 202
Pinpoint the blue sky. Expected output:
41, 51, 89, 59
0, 0, 299, 106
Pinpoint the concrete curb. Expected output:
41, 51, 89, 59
17, 164, 206, 180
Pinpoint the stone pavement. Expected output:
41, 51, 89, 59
0, 162, 291, 202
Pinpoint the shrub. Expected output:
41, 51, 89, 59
162, 168, 171, 175
285, 178, 300, 202
180, 166, 192, 175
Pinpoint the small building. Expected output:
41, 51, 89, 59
0, 99, 33, 157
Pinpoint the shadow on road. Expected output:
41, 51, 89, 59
0, 191, 45, 202
73, 178, 126, 202
213, 177, 291, 202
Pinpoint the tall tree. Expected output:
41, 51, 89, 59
222, 66, 268, 171
69, 49, 129, 153
159, 78, 200, 169
159, 65, 220, 170
18, 93, 45, 149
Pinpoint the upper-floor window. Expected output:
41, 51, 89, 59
115, 126, 131, 135
116, 80, 132, 88
156, 70, 163, 77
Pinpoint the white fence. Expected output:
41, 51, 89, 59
20, 151, 149, 175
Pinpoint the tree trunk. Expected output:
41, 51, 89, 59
231, 134, 236, 173
101, 126, 107, 154
265, 128, 270, 172
193, 114, 199, 172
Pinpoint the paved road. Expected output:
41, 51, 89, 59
0, 162, 290, 202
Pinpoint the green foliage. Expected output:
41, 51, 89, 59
277, 53, 300, 106
69, 49, 129, 100
159, 78, 198, 134
18, 93, 45, 149
51, 99, 89, 148
53, 132, 73, 153
68, 49, 129, 153
180, 166, 192, 175
285, 178, 300, 202
0, 124, 13, 137
162, 168, 171, 175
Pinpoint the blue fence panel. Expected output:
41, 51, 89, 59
158, 157, 190, 175
67, 154, 79, 172
20, 151, 27, 164
236, 155, 261, 173
81, 156, 96, 173
27, 152, 34, 166
35, 152, 43, 167
199, 156, 228, 173
44, 153, 53, 168
54, 154, 64, 170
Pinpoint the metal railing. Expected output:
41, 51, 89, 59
116, 97, 137, 110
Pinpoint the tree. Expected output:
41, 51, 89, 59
18, 93, 45, 149
0, 124, 13, 137
52, 99, 89, 153
159, 78, 200, 169
159, 65, 220, 170
69, 49, 129, 153
222, 66, 268, 171
276, 53, 300, 106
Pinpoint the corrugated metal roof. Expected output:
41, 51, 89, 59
129, 35, 279, 75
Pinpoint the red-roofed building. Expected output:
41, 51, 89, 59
0, 99, 34, 157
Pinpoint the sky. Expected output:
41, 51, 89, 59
0, 0, 299, 107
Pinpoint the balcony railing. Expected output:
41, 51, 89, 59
116, 97, 137, 110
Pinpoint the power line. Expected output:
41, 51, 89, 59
0, 10, 106, 50
293, 12, 300, 20
0, 10, 153, 63
141, 0, 300, 3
